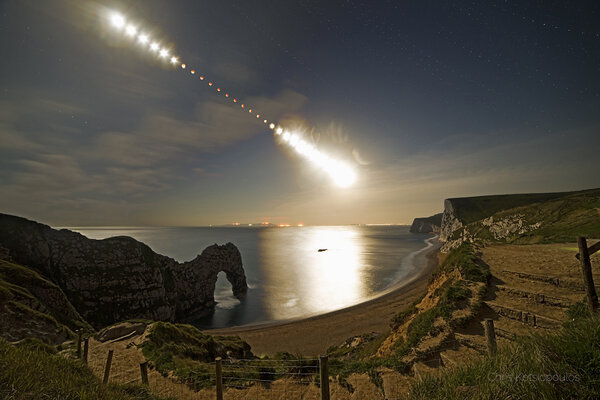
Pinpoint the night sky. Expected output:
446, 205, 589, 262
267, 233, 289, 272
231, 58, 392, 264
1, 1, 599, 226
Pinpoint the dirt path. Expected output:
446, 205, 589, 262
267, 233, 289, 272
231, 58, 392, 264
86, 328, 213, 399
413, 241, 599, 375
479, 242, 599, 337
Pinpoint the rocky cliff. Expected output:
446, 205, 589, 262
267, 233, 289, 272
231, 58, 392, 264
438, 188, 600, 252
409, 213, 442, 233
0, 213, 247, 329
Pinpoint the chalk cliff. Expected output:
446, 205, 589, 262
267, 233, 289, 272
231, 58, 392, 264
0, 213, 247, 329
438, 188, 600, 252
409, 213, 442, 233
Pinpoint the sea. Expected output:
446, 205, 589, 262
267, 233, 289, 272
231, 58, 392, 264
70, 225, 435, 329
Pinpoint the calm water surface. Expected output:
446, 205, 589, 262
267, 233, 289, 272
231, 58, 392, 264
71, 226, 433, 328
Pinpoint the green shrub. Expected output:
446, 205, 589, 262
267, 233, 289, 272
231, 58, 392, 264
435, 242, 490, 283
140, 322, 253, 389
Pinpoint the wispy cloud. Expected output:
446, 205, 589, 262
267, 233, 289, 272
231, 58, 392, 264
0, 86, 308, 224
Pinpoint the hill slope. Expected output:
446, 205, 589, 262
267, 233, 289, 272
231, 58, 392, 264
440, 188, 600, 251
0, 338, 172, 400
0, 258, 90, 344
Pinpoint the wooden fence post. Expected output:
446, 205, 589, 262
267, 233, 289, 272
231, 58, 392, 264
320, 355, 330, 400
103, 349, 113, 384
140, 362, 149, 385
215, 357, 223, 400
578, 237, 599, 313
76, 329, 82, 358
83, 338, 89, 364
484, 319, 497, 356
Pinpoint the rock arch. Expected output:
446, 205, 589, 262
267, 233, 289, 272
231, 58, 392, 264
0, 213, 249, 328
170, 242, 248, 321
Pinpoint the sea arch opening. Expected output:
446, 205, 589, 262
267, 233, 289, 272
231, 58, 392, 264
214, 271, 241, 309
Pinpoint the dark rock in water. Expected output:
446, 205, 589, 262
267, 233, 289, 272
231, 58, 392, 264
410, 213, 443, 233
0, 213, 248, 329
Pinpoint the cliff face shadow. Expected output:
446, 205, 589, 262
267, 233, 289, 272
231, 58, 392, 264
484, 275, 506, 302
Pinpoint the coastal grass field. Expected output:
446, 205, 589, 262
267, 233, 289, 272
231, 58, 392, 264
447, 188, 599, 225
447, 188, 600, 244
408, 309, 600, 400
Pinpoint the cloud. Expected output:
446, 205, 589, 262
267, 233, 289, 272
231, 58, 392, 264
0, 125, 40, 152
0, 97, 89, 152
0, 86, 309, 224
90, 89, 307, 167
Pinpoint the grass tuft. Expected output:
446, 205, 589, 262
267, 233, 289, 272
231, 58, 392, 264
433, 242, 490, 283
0, 339, 174, 400
140, 321, 253, 389
407, 313, 600, 399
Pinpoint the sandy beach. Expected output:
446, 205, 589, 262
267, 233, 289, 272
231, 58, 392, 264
205, 237, 441, 356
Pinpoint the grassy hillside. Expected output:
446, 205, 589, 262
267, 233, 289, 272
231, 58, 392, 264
407, 309, 600, 399
0, 338, 173, 400
448, 188, 600, 244
448, 188, 599, 225
0, 259, 90, 331
327, 242, 599, 398
0, 259, 94, 344
326, 243, 489, 385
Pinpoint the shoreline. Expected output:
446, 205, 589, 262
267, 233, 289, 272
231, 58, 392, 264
204, 235, 441, 356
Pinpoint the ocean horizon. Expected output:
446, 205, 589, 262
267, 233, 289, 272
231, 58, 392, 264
70, 225, 434, 329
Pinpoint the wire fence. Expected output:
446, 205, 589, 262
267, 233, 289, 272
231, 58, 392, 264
81, 320, 505, 399
86, 336, 493, 400
219, 358, 321, 399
